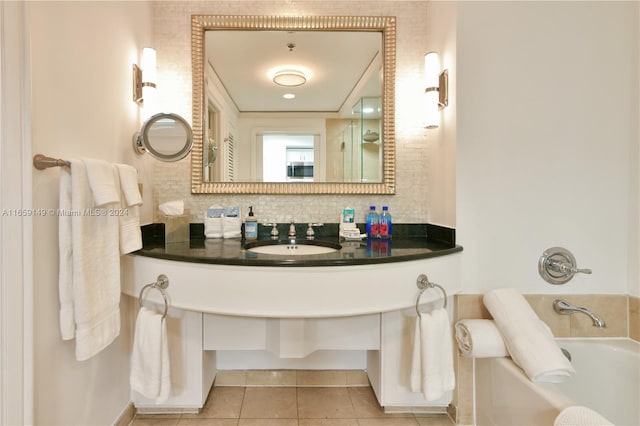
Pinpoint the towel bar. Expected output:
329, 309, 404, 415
33, 154, 70, 170
415, 273, 447, 317
138, 274, 169, 319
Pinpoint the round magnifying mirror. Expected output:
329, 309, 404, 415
133, 113, 193, 161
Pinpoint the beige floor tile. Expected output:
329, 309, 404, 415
240, 387, 298, 419
299, 420, 359, 426
356, 419, 419, 426
415, 414, 455, 425
215, 370, 247, 387
183, 386, 244, 419
346, 370, 370, 386
238, 420, 298, 426
134, 413, 182, 419
297, 370, 347, 386
130, 418, 180, 426
177, 419, 238, 426
348, 387, 412, 418
297, 387, 356, 418
247, 370, 297, 386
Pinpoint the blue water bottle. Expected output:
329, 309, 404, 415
366, 205, 379, 238
379, 206, 392, 239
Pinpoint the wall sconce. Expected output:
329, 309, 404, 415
132, 47, 157, 105
424, 52, 449, 129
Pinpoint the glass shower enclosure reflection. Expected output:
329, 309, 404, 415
342, 97, 382, 183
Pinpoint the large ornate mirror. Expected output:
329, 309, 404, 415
191, 15, 395, 194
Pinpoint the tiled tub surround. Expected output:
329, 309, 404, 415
450, 294, 638, 425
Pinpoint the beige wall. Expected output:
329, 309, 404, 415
456, 1, 639, 296
151, 1, 439, 225
29, 2, 153, 424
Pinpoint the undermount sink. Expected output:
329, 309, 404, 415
244, 239, 342, 256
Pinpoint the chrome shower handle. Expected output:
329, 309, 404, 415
547, 259, 592, 276
538, 247, 592, 285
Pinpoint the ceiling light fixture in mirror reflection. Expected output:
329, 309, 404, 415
191, 15, 396, 194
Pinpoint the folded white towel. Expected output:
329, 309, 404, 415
454, 319, 509, 358
410, 308, 455, 401
130, 307, 171, 403
159, 200, 184, 216
115, 164, 142, 207
204, 217, 223, 238
205, 206, 224, 239
58, 167, 75, 340
222, 216, 242, 239
554, 406, 614, 426
115, 164, 142, 254
484, 288, 576, 383
58, 159, 121, 360
83, 158, 120, 207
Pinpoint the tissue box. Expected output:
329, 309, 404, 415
164, 209, 190, 244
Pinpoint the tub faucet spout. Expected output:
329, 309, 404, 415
552, 299, 606, 328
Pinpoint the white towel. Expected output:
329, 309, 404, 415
84, 158, 120, 207
58, 167, 75, 340
130, 307, 171, 403
410, 308, 455, 401
205, 206, 224, 239
454, 319, 509, 358
115, 164, 142, 254
58, 159, 121, 360
222, 216, 242, 239
159, 200, 184, 216
483, 288, 576, 383
554, 406, 614, 426
114, 164, 142, 207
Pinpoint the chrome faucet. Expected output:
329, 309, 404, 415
288, 220, 297, 238
553, 299, 606, 328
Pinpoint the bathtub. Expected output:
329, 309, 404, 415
474, 338, 639, 426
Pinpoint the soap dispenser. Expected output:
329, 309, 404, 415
244, 206, 258, 240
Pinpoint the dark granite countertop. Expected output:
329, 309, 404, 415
134, 223, 462, 267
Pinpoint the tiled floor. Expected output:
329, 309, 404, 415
129, 386, 454, 426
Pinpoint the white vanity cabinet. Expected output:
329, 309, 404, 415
121, 251, 460, 412
367, 307, 453, 410
129, 308, 216, 413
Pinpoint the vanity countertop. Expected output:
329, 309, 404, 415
135, 223, 462, 267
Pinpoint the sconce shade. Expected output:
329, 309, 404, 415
141, 48, 156, 84
424, 90, 440, 129
424, 51, 448, 129
133, 47, 157, 106
424, 52, 440, 89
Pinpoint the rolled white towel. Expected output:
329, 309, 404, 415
554, 406, 614, 426
454, 319, 508, 358
159, 200, 184, 216
484, 288, 576, 383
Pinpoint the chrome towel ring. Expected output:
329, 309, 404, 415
415, 273, 447, 317
138, 274, 170, 319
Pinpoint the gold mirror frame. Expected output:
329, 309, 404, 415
191, 15, 396, 194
